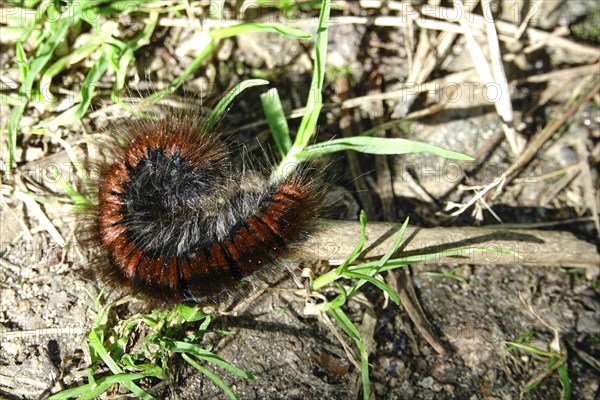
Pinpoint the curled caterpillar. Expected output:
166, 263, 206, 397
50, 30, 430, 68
87, 111, 324, 306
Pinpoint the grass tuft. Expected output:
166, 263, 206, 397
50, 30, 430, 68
49, 300, 253, 400
310, 210, 515, 398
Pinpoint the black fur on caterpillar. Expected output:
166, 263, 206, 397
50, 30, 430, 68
79, 105, 325, 308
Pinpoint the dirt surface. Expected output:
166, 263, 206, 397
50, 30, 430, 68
1, 1, 600, 400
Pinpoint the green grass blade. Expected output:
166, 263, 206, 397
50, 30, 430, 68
203, 79, 269, 132
82, 368, 161, 400
96, 0, 149, 17
348, 246, 514, 275
91, 301, 112, 332
142, 37, 216, 105
377, 217, 409, 267
329, 307, 370, 400
111, 12, 158, 97
317, 245, 513, 294
321, 265, 403, 313
88, 330, 156, 399
166, 340, 256, 380
39, 40, 103, 104
325, 284, 349, 310
46, 381, 91, 399
312, 210, 367, 291
55, 172, 92, 207
15, 40, 29, 78
503, 342, 556, 358
24, 15, 71, 84
144, 19, 310, 106
524, 377, 544, 393
210, 23, 310, 40
182, 353, 239, 400
36, 49, 110, 128
295, 0, 330, 149
111, 48, 135, 102
261, 88, 291, 156
335, 210, 367, 274
46, 367, 162, 400
274, 0, 330, 177
6, 15, 70, 168
298, 137, 474, 160
359, 118, 413, 137
7, 105, 25, 169
422, 268, 467, 282
557, 363, 571, 400
329, 307, 360, 344
0, 94, 26, 107
89, 330, 122, 373
342, 271, 401, 305
209, 0, 226, 19
175, 303, 208, 323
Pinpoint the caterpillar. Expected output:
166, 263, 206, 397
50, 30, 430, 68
85, 110, 324, 307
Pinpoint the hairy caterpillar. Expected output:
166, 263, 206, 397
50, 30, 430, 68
85, 110, 324, 307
